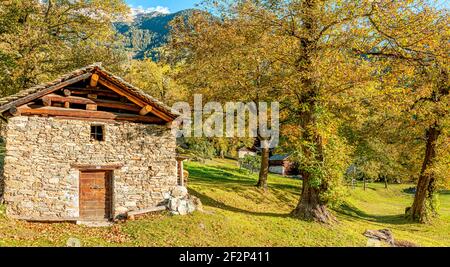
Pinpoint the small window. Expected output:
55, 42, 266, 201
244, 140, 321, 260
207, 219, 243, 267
90, 125, 104, 141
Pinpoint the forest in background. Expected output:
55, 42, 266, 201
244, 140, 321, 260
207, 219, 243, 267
114, 9, 195, 59
0, 0, 448, 224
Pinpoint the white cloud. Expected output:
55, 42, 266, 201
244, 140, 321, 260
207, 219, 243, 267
129, 5, 171, 16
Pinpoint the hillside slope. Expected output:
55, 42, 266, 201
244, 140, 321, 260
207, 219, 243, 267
115, 9, 194, 59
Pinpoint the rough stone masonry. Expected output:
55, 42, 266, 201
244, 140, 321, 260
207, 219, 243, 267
2, 116, 178, 220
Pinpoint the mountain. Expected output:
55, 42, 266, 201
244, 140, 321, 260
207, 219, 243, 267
115, 9, 194, 59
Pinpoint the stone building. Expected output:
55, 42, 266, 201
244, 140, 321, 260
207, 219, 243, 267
237, 147, 257, 159
0, 64, 181, 222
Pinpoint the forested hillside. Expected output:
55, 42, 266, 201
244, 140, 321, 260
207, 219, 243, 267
115, 10, 194, 59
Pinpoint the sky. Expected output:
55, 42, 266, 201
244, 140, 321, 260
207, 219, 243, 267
125, 0, 449, 14
125, 0, 201, 14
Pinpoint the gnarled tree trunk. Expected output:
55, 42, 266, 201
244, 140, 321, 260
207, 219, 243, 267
408, 122, 441, 222
256, 145, 270, 190
292, 171, 336, 223
291, 111, 336, 223
291, 132, 336, 223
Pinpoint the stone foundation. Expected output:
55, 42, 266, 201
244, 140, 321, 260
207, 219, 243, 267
2, 116, 177, 220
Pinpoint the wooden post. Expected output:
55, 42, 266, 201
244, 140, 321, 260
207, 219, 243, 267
90, 73, 99, 87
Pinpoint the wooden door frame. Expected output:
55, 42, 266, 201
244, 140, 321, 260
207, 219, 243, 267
78, 169, 114, 221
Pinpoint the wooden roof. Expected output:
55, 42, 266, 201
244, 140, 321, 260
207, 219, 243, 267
0, 64, 180, 124
269, 154, 291, 161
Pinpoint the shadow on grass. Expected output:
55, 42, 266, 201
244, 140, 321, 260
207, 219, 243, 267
337, 203, 412, 225
187, 164, 300, 193
188, 165, 255, 185
188, 188, 291, 218
188, 161, 419, 224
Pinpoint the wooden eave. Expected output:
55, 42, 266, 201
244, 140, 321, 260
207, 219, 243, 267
0, 66, 179, 124
0, 73, 92, 115
17, 105, 165, 124
96, 75, 174, 122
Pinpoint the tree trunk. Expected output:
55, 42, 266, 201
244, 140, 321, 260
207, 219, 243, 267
289, 0, 335, 223
256, 143, 270, 191
427, 176, 437, 215
384, 176, 388, 189
291, 111, 336, 223
363, 176, 366, 191
408, 122, 441, 222
292, 171, 336, 223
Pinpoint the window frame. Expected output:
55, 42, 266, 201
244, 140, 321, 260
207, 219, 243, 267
90, 125, 105, 142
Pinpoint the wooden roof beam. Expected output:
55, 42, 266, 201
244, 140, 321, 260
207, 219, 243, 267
98, 77, 146, 106
98, 77, 173, 122
95, 99, 141, 113
17, 105, 165, 124
139, 105, 153, 116
64, 87, 121, 98
42, 94, 142, 113
0, 73, 92, 113
41, 94, 96, 106
149, 108, 173, 122
9, 106, 20, 116
90, 73, 99, 87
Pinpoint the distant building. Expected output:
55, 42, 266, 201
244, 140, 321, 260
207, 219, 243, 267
237, 147, 256, 158
269, 154, 299, 176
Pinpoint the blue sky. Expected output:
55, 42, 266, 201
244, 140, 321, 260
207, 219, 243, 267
125, 0, 449, 14
125, 0, 201, 13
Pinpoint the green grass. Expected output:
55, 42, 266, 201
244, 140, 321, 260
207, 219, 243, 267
0, 158, 449, 246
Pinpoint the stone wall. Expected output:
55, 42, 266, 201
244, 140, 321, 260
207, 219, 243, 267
0, 166, 3, 202
0, 122, 5, 202
0, 163, 3, 203
2, 116, 177, 220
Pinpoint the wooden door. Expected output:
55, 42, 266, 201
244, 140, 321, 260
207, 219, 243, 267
79, 170, 112, 220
